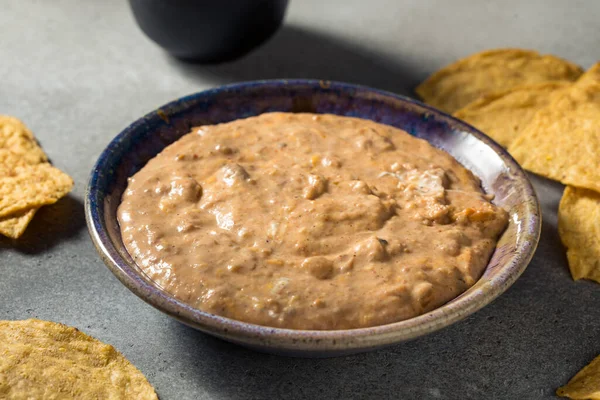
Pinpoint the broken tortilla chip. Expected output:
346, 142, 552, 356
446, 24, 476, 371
0, 117, 54, 238
508, 76, 600, 191
0, 148, 40, 238
0, 163, 73, 218
0, 116, 47, 165
557, 354, 600, 399
453, 81, 569, 147
558, 186, 600, 283
0, 209, 37, 239
415, 48, 583, 113
575, 62, 600, 87
0, 319, 158, 399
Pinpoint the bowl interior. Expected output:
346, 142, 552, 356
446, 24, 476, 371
86, 80, 540, 356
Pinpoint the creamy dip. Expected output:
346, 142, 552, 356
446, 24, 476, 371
118, 112, 508, 330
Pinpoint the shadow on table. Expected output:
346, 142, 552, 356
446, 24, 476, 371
0, 195, 85, 254
156, 177, 600, 399
527, 172, 565, 211
167, 25, 423, 98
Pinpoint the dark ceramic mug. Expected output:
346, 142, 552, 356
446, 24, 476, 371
128, 0, 289, 63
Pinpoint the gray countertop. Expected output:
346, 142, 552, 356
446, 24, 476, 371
2, 1, 600, 399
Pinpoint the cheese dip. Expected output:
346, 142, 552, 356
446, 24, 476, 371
118, 113, 508, 330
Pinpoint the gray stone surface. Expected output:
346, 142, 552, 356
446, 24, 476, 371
1, 0, 599, 398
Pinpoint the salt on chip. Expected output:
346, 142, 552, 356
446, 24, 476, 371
558, 186, 600, 283
0, 116, 47, 165
557, 354, 600, 399
453, 81, 569, 147
508, 79, 600, 191
0, 163, 73, 218
415, 48, 583, 113
0, 319, 157, 399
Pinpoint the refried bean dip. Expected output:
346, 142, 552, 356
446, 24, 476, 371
118, 112, 508, 330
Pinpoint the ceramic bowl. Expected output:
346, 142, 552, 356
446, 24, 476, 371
85, 80, 541, 357
128, 0, 289, 62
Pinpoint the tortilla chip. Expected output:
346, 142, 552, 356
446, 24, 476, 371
453, 81, 569, 147
0, 164, 73, 218
0, 209, 37, 239
0, 148, 31, 165
415, 48, 583, 113
558, 186, 600, 283
0, 119, 47, 238
508, 78, 600, 191
0, 149, 44, 239
0, 116, 47, 165
0, 319, 157, 399
575, 62, 600, 87
557, 354, 600, 399
0, 117, 73, 238
0, 149, 38, 176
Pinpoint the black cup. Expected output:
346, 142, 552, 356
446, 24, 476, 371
128, 0, 289, 63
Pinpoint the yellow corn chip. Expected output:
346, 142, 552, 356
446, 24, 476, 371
0, 116, 47, 165
0, 149, 38, 176
0, 319, 158, 399
0, 148, 44, 239
0, 164, 73, 218
508, 73, 600, 191
453, 81, 569, 147
558, 186, 600, 283
0, 118, 49, 238
0, 148, 29, 165
557, 354, 600, 399
0, 116, 73, 239
0, 209, 37, 239
416, 48, 583, 113
575, 62, 600, 87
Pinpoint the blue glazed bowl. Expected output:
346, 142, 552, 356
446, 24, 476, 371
85, 80, 541, 357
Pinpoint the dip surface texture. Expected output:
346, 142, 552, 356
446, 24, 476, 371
118, 113, 508, 330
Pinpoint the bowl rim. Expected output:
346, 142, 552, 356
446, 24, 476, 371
85, 79, 541, 353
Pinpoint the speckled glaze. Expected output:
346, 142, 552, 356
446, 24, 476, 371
85, 80, 541, 357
